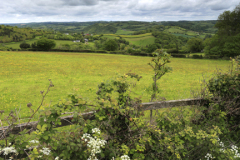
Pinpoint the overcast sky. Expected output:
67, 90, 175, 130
0, 0, 239, 23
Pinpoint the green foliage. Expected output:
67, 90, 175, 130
215, 3, 240, 37
208, 56, 240, 132
148, 49, 172, 101
19, 42, 30, 49
205, 3, 240, 57
83, 23, 118, 34
104, 39, 118, 51
186, 38, 204, 52
37, 38, 56, 50
146, 44, 158, 53
0, 25, 43, 43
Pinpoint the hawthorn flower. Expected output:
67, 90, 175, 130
92, 128, 101, 134
82, 128, 107, 160
29, 140, 39, 144
121, 155, 130, 160
2, 147, 17, 155
40, 147, 51, 155
230, 145, 240, 158
205, 153, 212, 160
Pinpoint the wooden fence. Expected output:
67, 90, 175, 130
0, 98, 209, 158
0, 98, 207, 137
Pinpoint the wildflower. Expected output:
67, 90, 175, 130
205, 153, 212, 160
83, 129, 107, 160
92, 128, 101, 134
2, 147, 17, 155
121, 155, 130, 160
230, 145, 240, 158
29, 140, 39, 144
40, 147, 51, 155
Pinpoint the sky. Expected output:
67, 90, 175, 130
0, 0, 239, 23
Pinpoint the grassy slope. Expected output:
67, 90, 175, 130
102, 33, 156, 46
0, 51, 229, 123
4, 36, 41, 49
115, 30, 134, 35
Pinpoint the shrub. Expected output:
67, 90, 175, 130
19, 42, 30, 49
171, 54, 186, 58
167, 48, 178, 53
192, 54, 203, 59
104, 39, 118, 51
37, 38, 56, 51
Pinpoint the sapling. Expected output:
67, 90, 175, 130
148, 49, 172, 122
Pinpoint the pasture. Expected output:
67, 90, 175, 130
102, 33, 156, 46
0, 51, 230, 124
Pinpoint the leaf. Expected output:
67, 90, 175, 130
83, 127, 88, 133
43, 136, 48, 140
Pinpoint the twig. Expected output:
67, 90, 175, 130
22, 79, 54, 132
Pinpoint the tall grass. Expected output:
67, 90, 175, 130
0, 51, 229, 123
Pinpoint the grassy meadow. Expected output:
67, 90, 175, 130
0, 51, 230, 125
102, 33, 156, 46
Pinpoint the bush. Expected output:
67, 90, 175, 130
19, 42, 31, 49
171, 54, 186, 58
192, 54, 203, 59
37, 38, 56, 51
104, 39, 118, 51
167, 48, 178, 53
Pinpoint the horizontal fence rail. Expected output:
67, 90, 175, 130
0, 98, 207, 138
0, 98, 209, 159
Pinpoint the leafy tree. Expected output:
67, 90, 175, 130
104, 39, 118, 51
215, 3, 240, 37
37, 38, 56, 51
186, 38, 204, 52
19, 42, 31, 49
205, 3, 240, 57
146, 44, 158, 53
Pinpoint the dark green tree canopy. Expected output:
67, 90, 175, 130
104, 39, 118, 51
187, 38, 204, 53
37, 38, 56, 51
215, 3, 240, 36
204, 3, 240, 57
19, 42, 31, 49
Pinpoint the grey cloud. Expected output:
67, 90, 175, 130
0, 0, 240, 23
62, 0, 98, 6
210, 4, 231, 10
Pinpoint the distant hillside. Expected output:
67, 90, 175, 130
160, 20, 217, 33
5, 20, 218, 36
0, 25, 43, 43
82, 23, 118, 34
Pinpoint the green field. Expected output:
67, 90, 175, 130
115, 29, 134, 35
3, 36, 41, 49
165, 27, 186, 34
0, 51, 230, 124
102, 33, 156, 46
121, 33, 155, 46
3, 38, 83, 49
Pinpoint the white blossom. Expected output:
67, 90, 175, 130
121, 155, 130, 160
29, 140, 39, 144
205, 153, 212, 160
83, 128, 107, 160
92, 128, 101, 134
40, 147, 51, 155
2, 147, 17, 156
